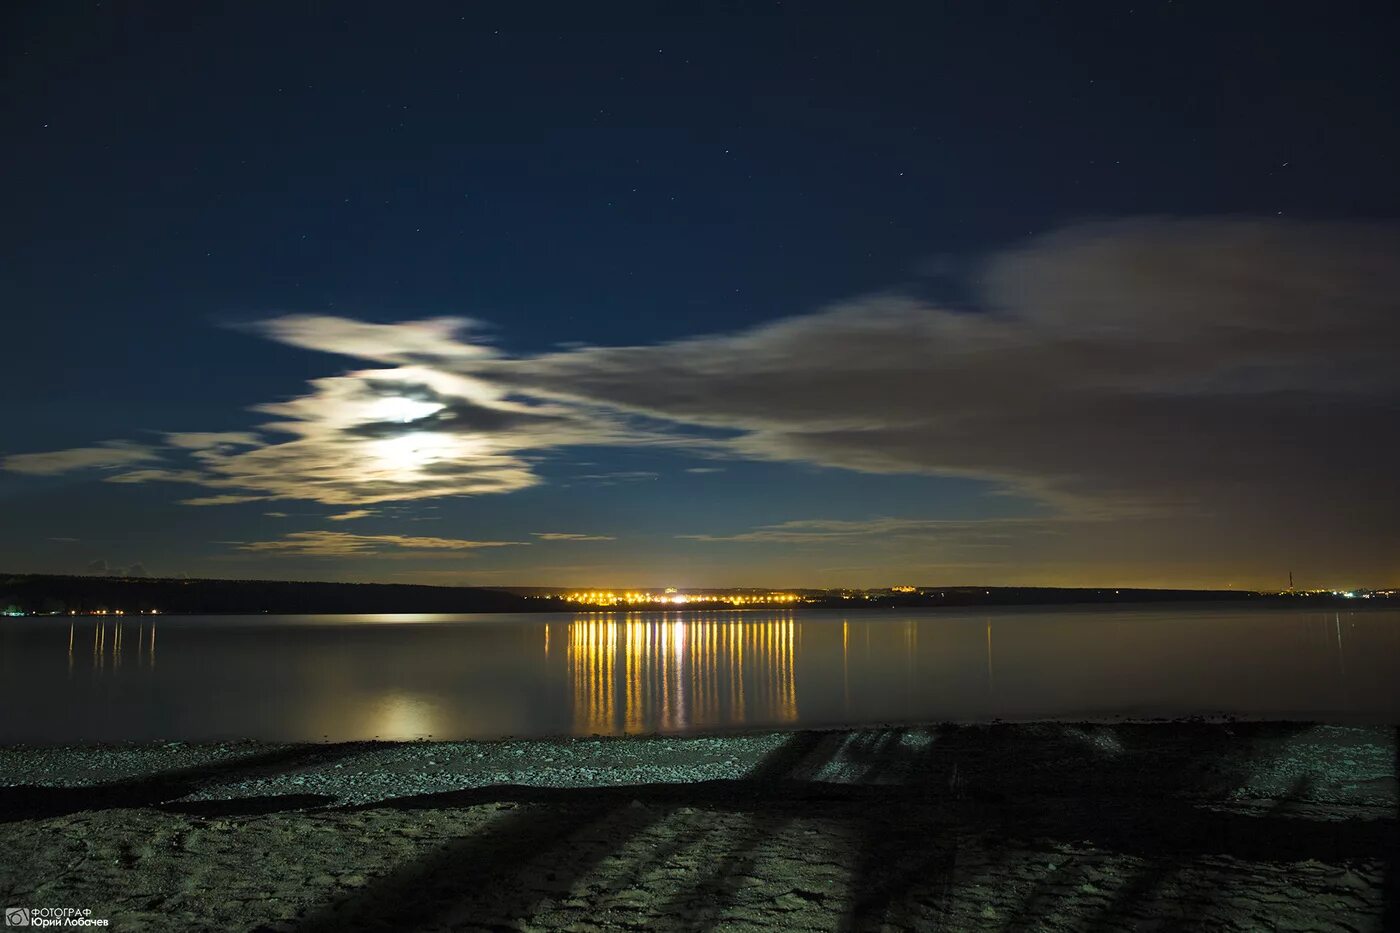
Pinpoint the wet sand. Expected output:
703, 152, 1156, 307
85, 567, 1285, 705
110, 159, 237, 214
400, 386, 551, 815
1, 721, 1396, 931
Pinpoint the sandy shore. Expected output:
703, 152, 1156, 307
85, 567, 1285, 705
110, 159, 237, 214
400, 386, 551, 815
1, 721, 1396, 931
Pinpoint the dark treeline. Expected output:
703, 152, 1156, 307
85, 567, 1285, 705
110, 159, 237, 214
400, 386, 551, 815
802, 587, 1277, 609
3, 574, 1376, 616
0, 574, 531, 615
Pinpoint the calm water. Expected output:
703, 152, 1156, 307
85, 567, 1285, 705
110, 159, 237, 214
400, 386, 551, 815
1, 606, 1396, 742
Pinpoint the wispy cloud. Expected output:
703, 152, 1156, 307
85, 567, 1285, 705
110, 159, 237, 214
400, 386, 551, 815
575, 471, 660, 484
83, 360, 690, 506
327, 509, 375, 521
679, 516, 1073, 544
233, 531, 525, 557
180, 494, 268, 506
2, 441, 157, 475
532, 532, 617, 542
5, 217, 1398, 577
165, 433, 261, 450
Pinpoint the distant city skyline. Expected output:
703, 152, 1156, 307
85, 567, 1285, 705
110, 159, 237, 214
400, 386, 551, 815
3, 3, 1397, 590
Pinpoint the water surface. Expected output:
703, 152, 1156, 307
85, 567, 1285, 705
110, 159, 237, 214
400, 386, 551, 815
1, 605, 1395, 742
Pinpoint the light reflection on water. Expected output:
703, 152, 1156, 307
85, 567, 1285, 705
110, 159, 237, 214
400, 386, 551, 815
567, 615, 798, 734
0, 606, 1396, 742
64, 618, 158, 677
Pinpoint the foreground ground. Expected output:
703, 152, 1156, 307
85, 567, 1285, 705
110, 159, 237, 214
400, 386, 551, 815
0, 722, 1396, 931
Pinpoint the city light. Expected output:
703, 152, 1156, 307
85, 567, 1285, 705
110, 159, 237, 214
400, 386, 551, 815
561, 590, 801, 607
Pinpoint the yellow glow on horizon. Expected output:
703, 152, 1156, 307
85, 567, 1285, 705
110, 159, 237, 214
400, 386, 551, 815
562, 589, 800, 607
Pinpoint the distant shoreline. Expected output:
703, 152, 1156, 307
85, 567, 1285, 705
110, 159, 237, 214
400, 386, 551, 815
2, 571, 1393, 617
5, 598, 1395, 621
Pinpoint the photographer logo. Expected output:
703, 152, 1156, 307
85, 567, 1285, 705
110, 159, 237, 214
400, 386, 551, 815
4, 908, 107, 928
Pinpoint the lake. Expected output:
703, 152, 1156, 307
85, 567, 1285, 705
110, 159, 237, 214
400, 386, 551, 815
1, 605, 1396, 742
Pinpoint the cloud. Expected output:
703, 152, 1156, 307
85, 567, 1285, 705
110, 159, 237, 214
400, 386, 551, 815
6, 217, 1398, 578
105, 468, 206, 484
80, 365, 691, 506
327, 509, 375, 521
165, 433, 261, 450
503, 218, 1400, 549
685, 466, 727, 473
233, 531, 525, 557
575, 471, 660, 484
2, 441, 157, 475
253, 316, 495, 364
679, 516, 1071, 544
180, 494, 268, 506
532, 532, 617, 542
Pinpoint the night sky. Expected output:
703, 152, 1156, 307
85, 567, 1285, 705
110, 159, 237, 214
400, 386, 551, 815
3, 2, 1398, 589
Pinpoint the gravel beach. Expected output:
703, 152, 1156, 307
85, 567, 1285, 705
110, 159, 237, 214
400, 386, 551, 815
1, 721, 1395, 931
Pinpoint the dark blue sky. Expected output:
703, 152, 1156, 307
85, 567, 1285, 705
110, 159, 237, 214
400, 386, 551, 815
4, 2, 1398, 588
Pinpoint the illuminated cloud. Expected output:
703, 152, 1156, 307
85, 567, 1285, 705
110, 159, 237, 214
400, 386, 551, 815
532, 532, 617, 542
75, 365, 694, 506
154, 367, 554, 505
253, 316, 494, 364
234, 531, 524, 557
679, 517, 1075, 544
327, 510, 376, 521
1, 441, 157, 475
165, 433, 262, 450
180, 494, 269, 506
5, 217, 1398, 581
